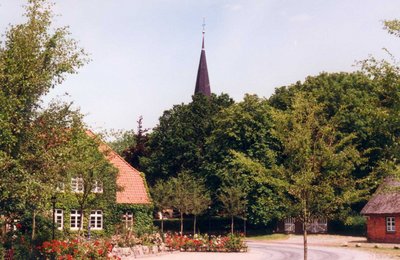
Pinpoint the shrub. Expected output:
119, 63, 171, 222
38, 238, 120, 259
164, 232, 246, 252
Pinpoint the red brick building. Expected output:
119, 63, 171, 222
361, 177, 400, 243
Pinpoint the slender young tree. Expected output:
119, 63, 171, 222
151, 180, 174, 233
188, 179, 211, 235
218, 182, 247, 235
273, 93, 362, 260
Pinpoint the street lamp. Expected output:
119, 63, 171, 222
51, 195, 57, 240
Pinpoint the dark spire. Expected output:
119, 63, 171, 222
194, 19, 211, 96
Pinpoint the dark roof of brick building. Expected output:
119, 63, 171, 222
361, 177, 400, 215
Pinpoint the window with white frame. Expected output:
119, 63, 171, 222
387, 217, 396, 232
121, 212, 134, 228
70, 210, 82, 230
71, 177, 84, 193
55, 209, 63, 230
90, 210, 103, 230
91, 181, 103, 193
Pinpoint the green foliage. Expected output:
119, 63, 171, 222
115, 204, 154, 237
145, 93, 234, 185
383, 19, 400, 37
107, 129, 136, 155
272, 93, 362, 221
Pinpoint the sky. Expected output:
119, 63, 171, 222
1, 0, 400, 131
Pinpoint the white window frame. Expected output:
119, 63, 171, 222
90, 210, 103, 230
91, 181, 103, 193
387, 217, 396, 232
71, 177, 84, 193
55, 209, 63, 230
70, 210, 82, 230
122, 212, 134, 228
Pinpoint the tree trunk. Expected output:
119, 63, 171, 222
231, 216, 234, 235
161, 217, 164, 234
31, 210, 36, 241
193, 215, 197, 235
243, 218, 246, 237
303, 221, 308, 260
180, 212, 183, 235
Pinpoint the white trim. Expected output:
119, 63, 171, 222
90, 210, 103, 230
71, 177, 84, 193
70, 210, 82, 230
92, 181, 103, 193
387, 216, 396, 232
55, 209, 63, 230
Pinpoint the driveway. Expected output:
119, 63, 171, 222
133, 240, 390, 260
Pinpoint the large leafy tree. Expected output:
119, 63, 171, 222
269, 72, 397, 202
144, 93, 233, 185
0, 0, 87, 238
206, 95, 284, 225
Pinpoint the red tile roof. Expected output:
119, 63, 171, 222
87, 130, 151, 204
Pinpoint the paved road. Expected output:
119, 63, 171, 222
247, 242, 385, 260
135, 242, 388, 260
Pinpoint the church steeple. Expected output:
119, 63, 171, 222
194, 19, 211, 96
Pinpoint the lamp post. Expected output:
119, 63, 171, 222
51, 195, 56, 240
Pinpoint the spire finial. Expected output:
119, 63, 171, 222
202, 18, 206, 50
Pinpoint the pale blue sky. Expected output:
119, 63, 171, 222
1, 1, 400, 131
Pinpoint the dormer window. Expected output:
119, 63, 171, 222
92, 181, 103, 193
71, 177, 84, 193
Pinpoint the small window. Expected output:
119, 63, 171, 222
56, 183, 65, 192
71, 177, 84, 193
90, 210, 103, 230
70, 210, 82, 230
387, 217, 395, 232
92, 181, 103, 193
55, 209, 63, 230
122, 212, 134, 228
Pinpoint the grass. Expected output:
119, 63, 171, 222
246, 233, 289, 241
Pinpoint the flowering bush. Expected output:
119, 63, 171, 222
164, 232, 246, 252
38, 238, 120, 259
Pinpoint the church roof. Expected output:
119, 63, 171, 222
361, 177, 400, 215
194, 30, 211, 96
87, 130, 151, 204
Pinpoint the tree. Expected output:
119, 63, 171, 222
145, 93, 234, 185
383, 19, 400, 37
64, 129, 117, 234
272, 93, 362, 260
269, 72, 398, 207
151, 180, 174, 233
171, 172, 194, 235
0, 0, 87, 239
206, 94, 284, 225
121, 116, 149, 171
218, 181, 247, 235
188, 178, 211, 235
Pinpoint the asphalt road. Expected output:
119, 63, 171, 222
137, 242, 388, 260
247, 242, 385, 260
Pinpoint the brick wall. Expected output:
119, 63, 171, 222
366, 214, 400, 243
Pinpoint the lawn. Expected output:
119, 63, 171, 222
246, 233, 289, 241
